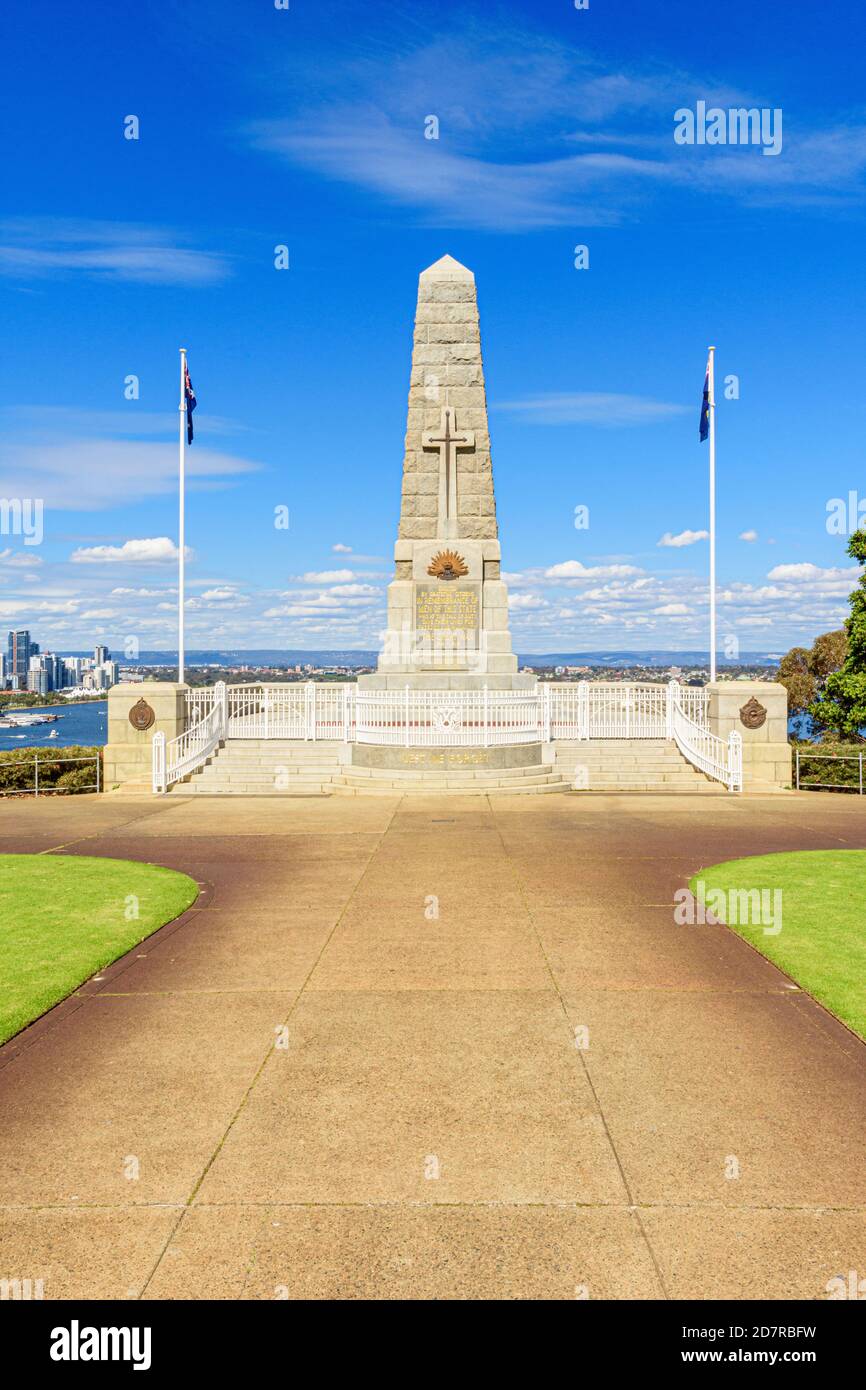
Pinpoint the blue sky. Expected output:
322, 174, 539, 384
2, 0, 865, 655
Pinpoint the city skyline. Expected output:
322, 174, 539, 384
3, 0, 865, 655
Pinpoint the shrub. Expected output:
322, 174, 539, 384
0, 746, 102, 796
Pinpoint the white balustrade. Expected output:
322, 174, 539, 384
164, 679, 738, 790
154, 680, 226, 792
669, 681, 741, 791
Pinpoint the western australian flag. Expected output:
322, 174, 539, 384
184, 360, 197, 444
699, 364, 710, 442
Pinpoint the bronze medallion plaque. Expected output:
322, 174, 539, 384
129, 698, 156, 732
739, 696, 767, 730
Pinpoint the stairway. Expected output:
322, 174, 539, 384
330, 762, 569, 796
170, 738, 729, 796
553, 739, 728, 793
170, 740, 343, 795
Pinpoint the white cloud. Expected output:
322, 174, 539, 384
300, 569, 355, 583
71, 537, 192, 565
657, 529, 708, 548
653, 602, 688, 616
248, 29, 866, 230
328, 583, 380, 596
494, 392, 689, 426
332, 543, 352, 553
543, 560, 641, 580
110, 586, 169, 597
0, 218, 230, 285
508, 593, 547, 610
739, 529, 758, 542
0, 548, 41, 567
0, 435, 260, 511
767, 562, 857, 582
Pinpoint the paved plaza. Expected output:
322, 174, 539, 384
1, 791, 865, 1300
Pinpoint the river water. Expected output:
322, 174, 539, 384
0, 701, 108, 751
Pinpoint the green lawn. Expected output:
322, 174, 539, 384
0, 854, 199, 1044
691, 850, 866, 1040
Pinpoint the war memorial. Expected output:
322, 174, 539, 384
103, 256, 789, 799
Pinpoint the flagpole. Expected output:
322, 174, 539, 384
708, 345, 716, 683
178, 347, 187, 686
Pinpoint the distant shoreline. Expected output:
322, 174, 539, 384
1, 699, 107, 714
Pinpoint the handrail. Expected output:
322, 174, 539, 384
670, 681, 742, 791
153, 681, 226, 793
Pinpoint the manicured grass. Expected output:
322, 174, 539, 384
691, 850, 866, 1040
0, 854, 198, 1044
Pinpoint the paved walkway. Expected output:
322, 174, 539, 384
1, 791, 865, 1300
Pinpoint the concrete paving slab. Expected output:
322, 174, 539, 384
0, 1206, 181, 1300
641, 1207, 866, 1300
194, 990, 628, 1206
144, 1203, 663, 1300
561, 990, 866, 1208
0, 992, 296, 1205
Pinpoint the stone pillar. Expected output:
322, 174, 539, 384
103, 682, 188, 792
706, 681, 791, 792
368, 253, 529, 690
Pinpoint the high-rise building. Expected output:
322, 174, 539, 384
7, 630, 30, 685
94, 644, 110, 666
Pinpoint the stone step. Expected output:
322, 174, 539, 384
342, 764, 554, 781
332, 772, 564, 790
572, 789, 728, 800
331, 780, 568, 797
176, 781, 333, 796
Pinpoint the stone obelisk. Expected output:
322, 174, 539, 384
366, 255, 530, 690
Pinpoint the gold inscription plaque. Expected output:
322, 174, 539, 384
415, 584, 479, 634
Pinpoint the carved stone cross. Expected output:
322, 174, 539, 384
422, 407, 475, 536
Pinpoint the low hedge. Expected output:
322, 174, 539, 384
792, 739, 866, 793
0, 745, 103, 796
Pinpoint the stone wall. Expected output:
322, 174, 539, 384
705, 680, 791, 791
103, 682, 187, 792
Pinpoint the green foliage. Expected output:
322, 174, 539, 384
0, 745, 102, 795
778, 646, 814, 713
792, 740, 865, 791
809, 529, 866, 737
778, 629, 847, 717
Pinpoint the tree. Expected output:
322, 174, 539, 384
809, 529, 866, 740
778, 646, 814, 714
810, 628, 847, 678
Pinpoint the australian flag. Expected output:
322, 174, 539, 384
699, 365, 710, 442
184, 360, 197, 444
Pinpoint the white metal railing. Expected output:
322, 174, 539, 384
153, 681, 226, 792
670, 681, 741, 792
547, 682, 708, 740
354, 688, 539, 747
173, 680, 717, 756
